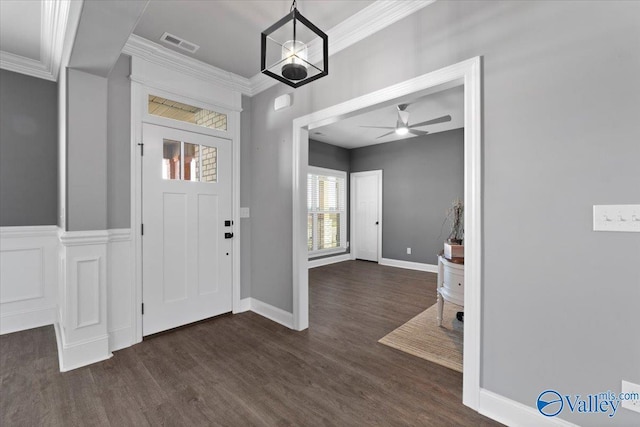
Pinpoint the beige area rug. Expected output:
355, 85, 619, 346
379, 303, 463, 373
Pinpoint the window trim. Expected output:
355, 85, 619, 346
307, 166, 347, 258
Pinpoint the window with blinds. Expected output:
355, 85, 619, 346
308, 166, 346, 256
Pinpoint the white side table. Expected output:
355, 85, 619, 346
436, 255, 464, 326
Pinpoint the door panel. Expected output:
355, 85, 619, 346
142, 123, 232, 336
197, 193, 219, 296
162, 192, 188, 302
353, 171, 381, 262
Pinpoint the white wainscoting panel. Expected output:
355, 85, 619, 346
58, 230, 111, 371
0, 226, 59, 334
75, 257, 101, 328
107, 229, 134, 351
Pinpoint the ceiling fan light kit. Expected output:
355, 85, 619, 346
261, 0, 328, 88
360, 104, 453, 140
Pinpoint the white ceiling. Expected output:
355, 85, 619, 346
0, 0, 73, 81
0, 0, 434, 95
0, 1, 41, 61
312, 85, 464, 149
133, 0, 375, 79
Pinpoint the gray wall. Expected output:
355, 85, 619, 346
0, 69, 58, 226
106, 54, 131, 229
309, 139, 350, 172
247, 1, 640, 425
240, 95, 252, 299
351, 129, 464, 265
66, 69, 108, 231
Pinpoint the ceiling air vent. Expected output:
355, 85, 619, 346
160, 32, 200, 54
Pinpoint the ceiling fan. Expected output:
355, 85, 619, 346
360, 104, 452, 139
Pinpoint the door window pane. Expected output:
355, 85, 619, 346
149, 95, 227, 131
163, 139, 181, 180
184, 143, 199, 182
201, 146, 217, 183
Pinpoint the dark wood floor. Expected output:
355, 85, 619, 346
1, 260, 500, 426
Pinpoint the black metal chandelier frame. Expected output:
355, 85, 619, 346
261, 2, 328, 88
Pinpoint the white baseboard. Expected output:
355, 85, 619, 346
478, 389, 579, 427
379, 257, 438, 273
0, 305, 58, 335
235, 297, 252, 313
308, 253, 351, 268
54, 323, 112, 372
249, 298, 294, 329
109, 326, 134, 352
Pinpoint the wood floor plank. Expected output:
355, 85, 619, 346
0, 260, 502, 426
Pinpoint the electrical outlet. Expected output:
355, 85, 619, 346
621, 380, 640, 414
407, 247, 411, 255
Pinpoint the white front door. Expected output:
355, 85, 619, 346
142, 123, 233, 336
351, 170, 382, 262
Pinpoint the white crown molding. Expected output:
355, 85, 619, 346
123, 34, 253, 96
41, 0, 70, 81
249, 0, 436, 96
0, 0, 71, 81
0, 51, 53, 81
330, 0, 436, 55
123, 0, 435, 97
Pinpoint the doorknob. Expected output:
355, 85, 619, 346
375, 221, 379, 225
225, 232, 234, 239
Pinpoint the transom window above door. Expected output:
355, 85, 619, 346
308, 166, 346, 256
149, 95, 227, 131
163, 139, 217, 183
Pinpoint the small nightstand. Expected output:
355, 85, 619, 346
436, 254, 464, 326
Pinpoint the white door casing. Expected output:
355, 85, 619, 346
351, 170, 382, 262
292, 57, 482, 410
142, 123, 233, 335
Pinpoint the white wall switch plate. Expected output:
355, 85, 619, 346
621, 380, 640, 413
240, 207, 250, 218
593, 205, 640, 232
407, 247, 411, 254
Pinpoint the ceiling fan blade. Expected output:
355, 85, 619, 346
376, 130, 396, 139
408, 129, 429, 137
360, 125, 395, 130
410, 115, 452, 128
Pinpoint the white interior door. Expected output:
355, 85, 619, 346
351, 170, 382, 262
142, 123, 232, 335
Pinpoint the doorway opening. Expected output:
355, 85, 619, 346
292, 57, 482, 410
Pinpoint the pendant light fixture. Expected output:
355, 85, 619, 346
261, 0, 328, 88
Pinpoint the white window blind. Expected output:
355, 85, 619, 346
307, 166, 346, 256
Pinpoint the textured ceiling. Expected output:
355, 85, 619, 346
133, 0, 375, 78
